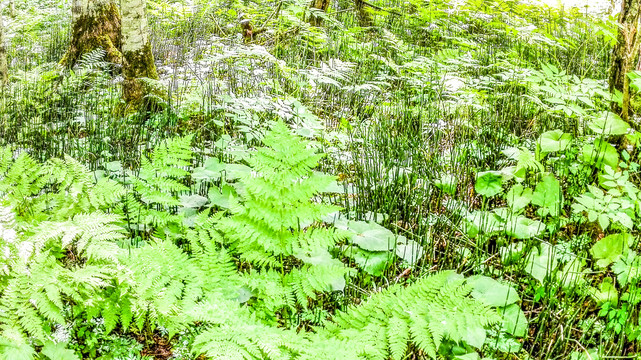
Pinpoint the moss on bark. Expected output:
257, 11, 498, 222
0, 15, 7, 85
309, 0, 331, 26
355, 0, 373, 27
609, 0, 641, 118
60, 1, 122, 68
121, 43, 161, 113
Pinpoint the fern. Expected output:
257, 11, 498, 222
0, 148, 125, 224
0, 132, 505, 360
322, 271, 502, 359
0, 151, 46, 221
0, 251, 113, 341
0, 213, 124, 341
120, 136, 194, 236
114, 233, 239, 335
192, 272, 500, 360
218, 121, 352, 311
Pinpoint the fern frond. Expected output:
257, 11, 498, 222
323, 271, 501, 359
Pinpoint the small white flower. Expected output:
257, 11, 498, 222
52, 324, 71, 343
1, 228, 17, 243
17, 242, 34, 262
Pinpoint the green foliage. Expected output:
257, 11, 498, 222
6, 0, 641, 357
0, 212, 122, 343
120, 135, 193, 235
218, 121, 354, 310
325, 271, 501, 359
0, 120, 508, 359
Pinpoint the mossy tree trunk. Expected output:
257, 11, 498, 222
0, 14, 7, 85
309, 0, 330, 26
354, 0, 373, 27
60, 0, 122, 68
120, 0, 159, 110
609, 0, 641, 121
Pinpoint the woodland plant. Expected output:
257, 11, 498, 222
3, 0, 640, 358
0, 121, 508, 359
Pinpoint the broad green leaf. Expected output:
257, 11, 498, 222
505, 216, 544, 240
538, 130, 572, 154
590, 278, 618, 304
395, 239, 425, 265
455, 352, 480, 360
590, 232, 634, 268
612, 251, 641, 286
503, 147, 544, 175
468, 275, 520, 307
499, 242, 526, 264
475, 171, 503, 197
506, 184, 532, 213
461, 324, 486, 349
465, 211, 504, 237
570, 348, 602, 360
577, 96, 595, 108
208, 184, 237, 209
588, 111, 630, 135
41, 342, 80, 360
323, 180, 345, 193
224, 163, 252, 180
498, 304, 528, 337
558, 256, 586, 289
531, 174, 561, 217
525, 243, 558, 283
104, 160, 123, 172
492, 332, 523, 353
180, 194, 208, 208
295, 248, 336, 266
329, 275, 347, 292
616, 212, 634, 229
0, 338, 34, 360
346, 246, 392, 276
597, 213, 610, 231
192, 158, 225, 181
345, 221, 398, 251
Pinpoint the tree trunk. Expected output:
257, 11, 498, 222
120, 0, 159, 110
609, 0, 641, 119
60, 0, 122, 68
354, 0, 373, 27
8, 0, 14, 18
0, 14, 7, 85
309, 0, 330, 26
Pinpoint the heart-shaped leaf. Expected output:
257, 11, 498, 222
395, 239, 425, 265
468, 275, 520, 307
588, 111, 630, 135
538, 129, 572, 154
525, 243, 558, 283
590, 232, 634, 268
499, 304, 528, 337
505, 216, 544, 240
180, 194, 209, 208
475, 171, 503, 197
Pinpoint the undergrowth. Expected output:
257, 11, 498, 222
0, 0, 640, 359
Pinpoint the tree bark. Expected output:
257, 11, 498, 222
609, 0, 641, 119
355, 0, 373, 27
309, 0, 330, 26
60, 0, 122, 68
120, 0, 159, 110
0, 14, 7, 85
